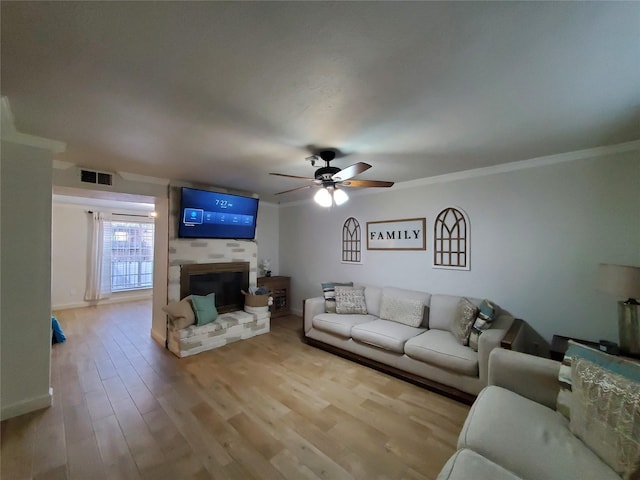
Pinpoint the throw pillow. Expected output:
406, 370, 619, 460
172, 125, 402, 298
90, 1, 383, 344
568, 341, 640, 478
468, 299, 497, 352
321, 282, 353, 313
162, 297, 195, 330
335, 286, 368, 314
190, 293, 219, 326
451, 297, 479, 346
379, 295, 425, 328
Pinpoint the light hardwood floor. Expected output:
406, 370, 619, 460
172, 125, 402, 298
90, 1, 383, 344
1, 300, 469, 480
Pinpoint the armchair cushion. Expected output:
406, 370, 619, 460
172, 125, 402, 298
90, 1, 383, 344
437, 448, 522, 480
459, 386, 620, 480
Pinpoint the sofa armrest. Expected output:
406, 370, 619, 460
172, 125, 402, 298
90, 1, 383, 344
488, 348, 561, 410
476, 312, 514, 385
500, 318, 525, 351
303, 297, 324, 335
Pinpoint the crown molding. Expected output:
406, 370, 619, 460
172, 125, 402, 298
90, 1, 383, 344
392, 140, 640, 192
117, 171, 170, 186
1, 97, 66, 152
278, 139, 640, 207
52, 159, 75, 170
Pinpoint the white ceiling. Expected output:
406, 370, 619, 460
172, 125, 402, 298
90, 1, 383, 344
2, 2, 639, 203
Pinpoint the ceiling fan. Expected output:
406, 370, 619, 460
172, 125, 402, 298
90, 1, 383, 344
270, 150, 394, 207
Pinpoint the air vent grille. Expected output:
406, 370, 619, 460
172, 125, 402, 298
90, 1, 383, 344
81, 169, 113, 186
80, 169, 97, 183
97, 172, 113, 185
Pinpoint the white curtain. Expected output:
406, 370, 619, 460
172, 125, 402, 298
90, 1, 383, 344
85, 212, 112, 301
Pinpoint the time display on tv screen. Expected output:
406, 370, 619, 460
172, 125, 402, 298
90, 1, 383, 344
178, 187, 259, 239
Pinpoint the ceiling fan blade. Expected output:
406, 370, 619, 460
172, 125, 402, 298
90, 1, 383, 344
332, 162, 371, 181
340, 179, 395, 188
275, 185, 313, 195
270, 172, 317, 181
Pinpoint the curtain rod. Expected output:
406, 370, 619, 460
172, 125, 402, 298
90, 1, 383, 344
87, 210, 152, 218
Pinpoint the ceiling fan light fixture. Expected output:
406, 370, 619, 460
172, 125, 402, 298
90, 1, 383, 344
333, 188, 349, 206
314, 187, 333, 207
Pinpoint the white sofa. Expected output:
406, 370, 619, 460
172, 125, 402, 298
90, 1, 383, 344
303, 285, 522, 401
437, 348, 622, 480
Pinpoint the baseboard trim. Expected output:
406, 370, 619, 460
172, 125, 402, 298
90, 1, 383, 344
52, 292, 152, 311
150, 328, 166, 347
1, 389, 53, 420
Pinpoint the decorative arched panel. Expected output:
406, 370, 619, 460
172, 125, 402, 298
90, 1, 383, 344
433, 207, 470, 270
342, 217, 362, 264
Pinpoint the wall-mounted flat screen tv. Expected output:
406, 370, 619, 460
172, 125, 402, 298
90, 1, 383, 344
178, 187, 259, 240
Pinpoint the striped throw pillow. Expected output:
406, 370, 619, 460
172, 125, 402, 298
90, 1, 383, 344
321, 282, 353, 313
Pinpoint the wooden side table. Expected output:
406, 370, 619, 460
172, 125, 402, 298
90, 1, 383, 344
257, 276, 290, 318
550, 335, 599, 361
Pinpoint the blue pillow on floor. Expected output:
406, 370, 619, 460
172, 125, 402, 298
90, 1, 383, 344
52, 316, 66, 344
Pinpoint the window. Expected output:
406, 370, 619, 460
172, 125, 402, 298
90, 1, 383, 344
434, 207, 470, 270
109, 221, 155, 291
342, 217, 362, 263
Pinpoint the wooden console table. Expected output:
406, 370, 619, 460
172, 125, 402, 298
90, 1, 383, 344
257, 276, 290, 318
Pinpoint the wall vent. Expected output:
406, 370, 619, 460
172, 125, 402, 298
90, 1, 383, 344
80, 169, 113, 186
97, 172, 113, 186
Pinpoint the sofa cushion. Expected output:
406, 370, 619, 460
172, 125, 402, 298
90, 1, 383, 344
312, 313, 376, 338
322, 281, 353, 313
379, 287, 431, 328
405, 330, 479, 377
351, 319, 426, 353
459, 386, 620, 480
363, 285, 383, 317
437, 448, 522, 480
451, 297, 479, 346
335, 286, 368, 314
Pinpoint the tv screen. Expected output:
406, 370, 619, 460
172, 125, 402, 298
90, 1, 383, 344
178, 187, 259, 239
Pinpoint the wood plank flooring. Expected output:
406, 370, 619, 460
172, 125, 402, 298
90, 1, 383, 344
1, 300, 469, 480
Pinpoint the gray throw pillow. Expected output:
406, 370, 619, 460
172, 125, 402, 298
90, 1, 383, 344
335, 286, 368, 314
451, 297, 479, 346
379, 295, 425, 327
321, 281, 353, 313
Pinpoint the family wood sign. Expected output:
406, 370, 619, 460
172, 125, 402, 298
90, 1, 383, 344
366, 218, 426, 251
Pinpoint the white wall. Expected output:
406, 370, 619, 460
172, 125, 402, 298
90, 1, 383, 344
51, 202, 154, 310
255, 202, 280, 276
279, 148, 640, 346
1, 142, 53, 419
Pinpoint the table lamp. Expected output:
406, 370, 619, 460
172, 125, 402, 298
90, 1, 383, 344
597, 263, 640, 356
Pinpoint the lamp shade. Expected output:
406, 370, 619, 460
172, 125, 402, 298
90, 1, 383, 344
597, 263, 640, 299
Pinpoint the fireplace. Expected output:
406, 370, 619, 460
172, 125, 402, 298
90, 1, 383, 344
180, 262, 249, 314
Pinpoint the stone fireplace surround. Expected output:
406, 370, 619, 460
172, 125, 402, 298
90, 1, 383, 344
166, 187, 266, 357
